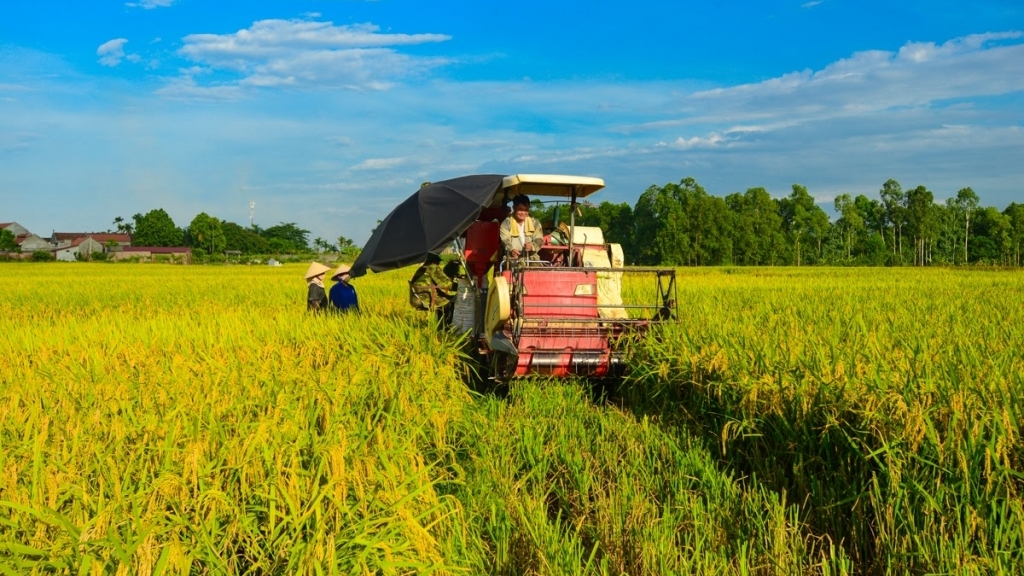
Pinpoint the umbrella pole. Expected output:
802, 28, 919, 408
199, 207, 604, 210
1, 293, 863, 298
568, 187, 578, 267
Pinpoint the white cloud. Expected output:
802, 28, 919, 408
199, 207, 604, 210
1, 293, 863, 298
801, 1, 823, 8
682, 31, 1024, 126
351, 157, 410, 170
666, 133, 727, 149
126, 0, 175, 9
97, 38, 129, 67
175, 19, 451, 90
154, 75, 244, 101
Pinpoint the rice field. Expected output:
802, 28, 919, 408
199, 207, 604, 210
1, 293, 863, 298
1, 263, 1021, 575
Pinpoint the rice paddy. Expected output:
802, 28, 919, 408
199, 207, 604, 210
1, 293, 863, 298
1, 264, 1021, 575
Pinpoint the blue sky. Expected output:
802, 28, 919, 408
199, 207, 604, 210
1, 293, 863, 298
2, 1, 1023, 244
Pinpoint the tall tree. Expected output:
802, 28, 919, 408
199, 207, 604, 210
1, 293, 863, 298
260, 222, 311, 252
132, 209, 183, 247
834, 194, 864, 261
1005, 203, 1024, 267
854, 195, 886, 245
336, 235, 360, 261
674, 177, 725, 265
879, 179, 906, 261
933, 200, 961, 265
779, 184, 824, 266
954, 187, 980, 264
973, 207, 1013, 265
699, 194, 734, 265
905, 185, 937, 266
633, 184, 688, 265
188, 212, 226, 254
112, 216, 133, 235
223, 222, 270, 254
725, 192, 751, 264
727, 187, 785, 265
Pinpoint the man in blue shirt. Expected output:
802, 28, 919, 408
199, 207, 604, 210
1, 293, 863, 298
329, 264, 359, 313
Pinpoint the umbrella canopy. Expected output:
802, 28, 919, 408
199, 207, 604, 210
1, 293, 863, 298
350, 174, 507, 277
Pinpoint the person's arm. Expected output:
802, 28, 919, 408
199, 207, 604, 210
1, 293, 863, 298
308, 284, 323, 311
498, 218, 513, 251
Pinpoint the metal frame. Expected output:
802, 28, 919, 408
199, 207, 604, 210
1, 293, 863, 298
503, 263, 677, 349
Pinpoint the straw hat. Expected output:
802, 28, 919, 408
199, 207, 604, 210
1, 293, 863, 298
330, 263, 352, 281
304, 262, 331, 280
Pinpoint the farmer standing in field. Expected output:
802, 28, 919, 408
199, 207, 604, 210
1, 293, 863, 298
305, 262, 331, 313
329, 264, 359, 313
500, 194, 544, 262
409, 253, 456, 323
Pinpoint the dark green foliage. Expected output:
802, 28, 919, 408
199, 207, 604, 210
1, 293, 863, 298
602, 176, 1021, 267
779, 184, 830, 265
31, 250, 53, 261
132, 209, 184, 247
726, 187, 786, 265
631, 178, 733, 266
336, 235, 360, 261
0, 229, 19, 252
222, 222, 271, 254
260, 222, 311, 252
112, 215, 133, 235
187, 212, 227, 254
1005, 202, 1024, 266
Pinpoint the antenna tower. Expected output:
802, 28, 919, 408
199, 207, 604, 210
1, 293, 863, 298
249, 201, 256, 227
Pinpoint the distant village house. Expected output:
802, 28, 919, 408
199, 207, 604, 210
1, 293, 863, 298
1, 222, 189, 263
1, 222, 51, 254
50, 232, 131, 261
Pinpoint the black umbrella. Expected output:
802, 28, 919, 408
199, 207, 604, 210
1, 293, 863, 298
350, 174, 507, 277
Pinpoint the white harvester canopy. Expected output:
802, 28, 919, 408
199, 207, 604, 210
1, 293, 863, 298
499, 174, 605, 201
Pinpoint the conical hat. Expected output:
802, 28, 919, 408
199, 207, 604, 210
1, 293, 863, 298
304, 262, 331, 280
330, 263, 352, 281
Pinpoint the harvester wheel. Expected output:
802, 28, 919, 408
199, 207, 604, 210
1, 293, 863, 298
488, 351, 515, 382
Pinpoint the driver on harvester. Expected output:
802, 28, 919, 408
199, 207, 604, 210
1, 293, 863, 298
499, 194, 544, 262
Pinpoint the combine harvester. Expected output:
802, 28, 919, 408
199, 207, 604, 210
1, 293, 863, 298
352, 174, 677, 380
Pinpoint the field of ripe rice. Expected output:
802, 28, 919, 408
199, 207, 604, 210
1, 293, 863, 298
1, 264, 1022, 575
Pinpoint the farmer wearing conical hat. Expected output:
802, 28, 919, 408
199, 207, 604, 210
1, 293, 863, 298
304, 262, 331, 313
329, 263, 359, 313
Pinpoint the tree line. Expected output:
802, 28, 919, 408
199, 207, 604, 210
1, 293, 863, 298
93, 177, 1024, 267
532, 177, 1023, 267
114, 209, 359, 259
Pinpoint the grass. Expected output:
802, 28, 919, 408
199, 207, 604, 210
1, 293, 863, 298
1, 263, 1021, 574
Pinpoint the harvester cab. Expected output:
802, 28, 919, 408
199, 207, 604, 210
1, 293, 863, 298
453, 174, 677, 380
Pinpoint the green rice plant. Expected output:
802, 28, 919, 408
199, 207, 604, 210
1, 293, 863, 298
3, 263, 1015, 574
623, 267, 1024, 574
